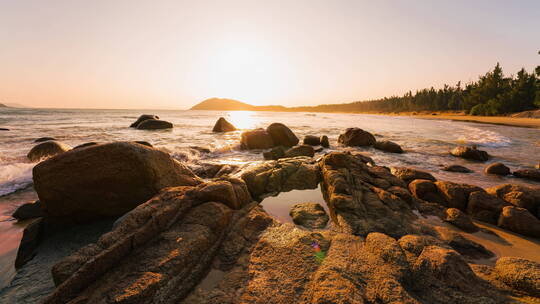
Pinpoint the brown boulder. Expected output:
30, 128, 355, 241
337, 128, 376, 147
266, 123, 299, 147
12, 200, 45, 220
466, 191, 509, 224
374, 140, 404, 153
443, 208, 479, 233
513, 169, 540, 182
33, 142, 201, 223
240, 129, 274, 150
486, 184, 540, 216
497, 206, 540, 238
212, 117, 236, 132
434, 181, 483, 211
320, 135, 330, 148
262, 146, 286, 160
303, 135, 320, 146
495, 257, 540, 296
408, 179, 446, 205
484, 162, 510, 175
289, 202, 329, 229
442, 164, 473, 173
284, 145, 315, 158
390, 167, 436, 185
450, 146, 489, 161
130, 114, 159, 128
136, 119, 173, 129
27, 141, 71, 162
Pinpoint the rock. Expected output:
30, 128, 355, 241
444, 208, 479, 233
433, 226, 494, 260
513, 169, 540, 181
237, 157, 320, 199
303, 135, 320, 146
135, 141, 153, 147
495, 257, 540, 296
337, 127, 376, 147
450, 146, 489, 161
15, 218, 43, 268
266, 123, 299, 147
408, 179, 446, 205
398, 234, 447, 256
434, 181, 483, 211
27, 141, 71, 162
0, 128, 9, 131
33, 142, 201, 223
387, 186, 415, 206
466, 191, 509, 224
497, 206, 540, 238
320, 135, 329, 148
284, 145, 315, 158
130, 114, 159, 128
12, 200, 45, 221
289, 203, 329, 229
442, 164, 473, 173
484, 162, 510, 175
374, 140, 404, 153
390, 167, 436, 185
136, 119, 173, 130
73, 142, 98, 149
486, 184, 540, 216
34, 137, 56, 143
240, 129, 274, 150
262, 146, 286, 160
212, 117, 236, 132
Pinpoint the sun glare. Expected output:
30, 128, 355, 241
226, 111, 258, 129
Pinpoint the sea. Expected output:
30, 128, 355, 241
0, 107, 539, 289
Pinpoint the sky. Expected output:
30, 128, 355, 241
0, 0, 539, 109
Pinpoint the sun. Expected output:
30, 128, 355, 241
226, 111, 258, 130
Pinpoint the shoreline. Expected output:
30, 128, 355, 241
383, 112, 540, 129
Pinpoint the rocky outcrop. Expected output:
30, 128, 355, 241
33, 142, 201, 223
12, 200, 45, 221
237, 157, 321, 199
484, 162, 510, 175
266, 123, 299, 147
130, 114, 159, 128
337, 128, 376, 147
212, 117, 236, 132
434, 181, 483, 211
289, 203, 329, 229
486, 184, 540, 217
136, 119, 173, 129
466, 191, 509, 224
450, 146, 489, 161
319, 152, 417, 237
513, 168, 540, 181
495, 257, 540, 296
390, 167, 436, 185
442, 164, 473, 173
27, 141, 71, 162
374, 140, 404, 153
497, 206, 540, 238
443, 208, 479, 233
240, 129, 274, 150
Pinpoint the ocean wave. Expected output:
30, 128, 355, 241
456, 126, 512, 148
0, 162, 34, 196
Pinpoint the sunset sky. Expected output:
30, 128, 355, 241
0, 0, 539, 109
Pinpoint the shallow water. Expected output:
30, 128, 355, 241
260, 186, 327, 224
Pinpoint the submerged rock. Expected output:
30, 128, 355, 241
240, 129, 274, 150
266, 123, 299, 147
374, 140, 404, 153
289, 203, 329, 229
136, 119, 173, 129
444, 208, 479, 233
442, 164, 473, 173
484, 162, 510, 175
337, 127, 376, 147
497, 206, 540, 238
130, 114, 159, 128
513, 168, 540, 182
212, 117, 236, 132
27, 141, 71, 162
450, 145, 489, 161
33, 142, 201, 223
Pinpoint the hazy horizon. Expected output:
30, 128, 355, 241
1, 0, 539, 110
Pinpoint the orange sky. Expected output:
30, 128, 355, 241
0, 0, 539, 109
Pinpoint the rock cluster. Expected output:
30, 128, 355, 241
450, 145, 490, 161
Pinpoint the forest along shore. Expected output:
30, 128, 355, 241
1, 115, 540, 303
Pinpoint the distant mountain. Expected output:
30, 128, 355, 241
0, 103, 7, 108
3, 102, 27, 108
190, 98, 288, 112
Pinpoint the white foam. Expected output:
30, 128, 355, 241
0, 162, 34, 196
456, 126, 512, 148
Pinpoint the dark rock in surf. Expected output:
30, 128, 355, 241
241, 129, 274, 150
27, 141, 71, 162
12, 200, 45, 221
136, 119, 173, 130
130, 114, 159, 128
513, 169, 540, 182
212, 117, 236, 132
338, 128, 376, 147
303, 135, 321, 146
289, 203, 329, 229
497, 206, 540, 238
374, 140, 404, 153
450, 146, 489, 161
266, 123, 299, 147
320, 135, 330, 148
484, 162, 510, 175
34, 137, 56, 143
442, 164, 473, 173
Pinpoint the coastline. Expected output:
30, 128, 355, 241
383, 112, 540, 129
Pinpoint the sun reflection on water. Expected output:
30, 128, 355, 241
226, 111, 258, 130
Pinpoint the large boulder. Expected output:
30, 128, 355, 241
130, 114, 159, 128
240, 129, 274, 150
486, 184, 540, 216
33, 142, 201, 223
27, 141, 71, 162
374, 140, 404, 153
484, 162, 510, 175
513, 169, 540, 182
390, 167, 436, 185
443, 208, 478, 233
289, 203, 329, 229
408, 179, 446, 205
466, 191, 509, 224
136, 119, 173, 130
450, 146, 489, 161
212, 117, 236, 132
284, 145, 315, 158
442, 164, 472, 173
497, 206, 540, 238
337, 128, 376, 147
434, 181, 483, 211
266, 123, 299, 147
495, 257, 540, 296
